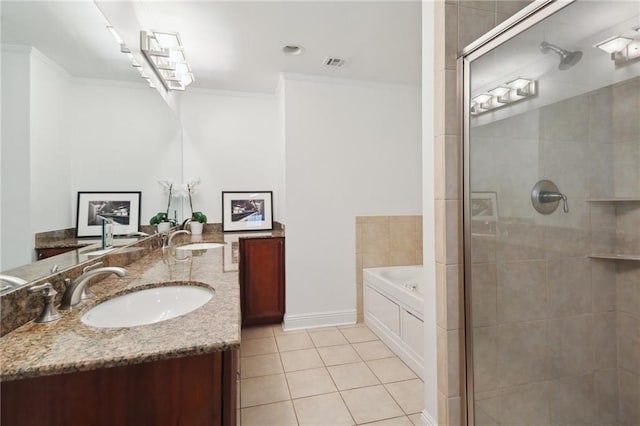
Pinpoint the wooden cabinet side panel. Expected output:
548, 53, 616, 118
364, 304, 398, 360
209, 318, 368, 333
240, 237, 285, 326
1, 352, 224, 426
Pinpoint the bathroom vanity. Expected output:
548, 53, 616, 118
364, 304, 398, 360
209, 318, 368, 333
0, 232, 242, 426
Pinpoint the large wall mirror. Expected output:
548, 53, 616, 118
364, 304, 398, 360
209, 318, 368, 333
0, 2, 182, 287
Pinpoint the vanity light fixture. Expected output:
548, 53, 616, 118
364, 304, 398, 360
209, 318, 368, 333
140, 30, 194, 91
106, 25, 153, 87
471, 78, 537, 116
595, 36, 633, 54
594, 28, 640, 66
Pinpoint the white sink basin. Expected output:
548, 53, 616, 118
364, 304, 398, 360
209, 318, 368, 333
175, 243, 225, 251
81, 285, 213, 328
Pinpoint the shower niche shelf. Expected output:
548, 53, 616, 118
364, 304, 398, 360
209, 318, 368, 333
589, 254, 640, 261
587, 198, 640, 203
587, 198, 639, 261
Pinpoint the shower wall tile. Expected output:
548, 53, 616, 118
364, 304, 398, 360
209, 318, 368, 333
457, 5, 496, 51
589, 204, 617, 255
612, 141, 640, 197
497, 321, 548, 387
446, 264, 462, 330
471, 232, 496, 263
541, 95, 589, 142
548, 374, 594, 424
459, 1, 495, 12
612, 78, 640, 143
495, 1, 532, 17
434, 2, 459, 71
438, 326, 462, 398
593, 369, 619, 424
543, 201, 591, 259
547, 315, 594, 378
588, 88, 613, 144
616, 204, 640, 255
435, 135, 461, 200
473, 326, 497, 393
497, 220, 545, 261
546, 258, 591, 317
618, 368, 640, 425
617, 262, 640, 317
542, 140, 591, 198
590, 260, 616, 313
497, 382, 550, 425
497, 260, 547, 323
593, 312, 617, 369
617, 313, 640, 375
471, 262, 497, 327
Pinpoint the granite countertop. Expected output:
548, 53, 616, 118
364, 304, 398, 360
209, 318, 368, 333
0, 233, 243, 382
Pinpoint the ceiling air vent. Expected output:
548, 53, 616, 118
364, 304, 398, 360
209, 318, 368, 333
324, 56, 346, 67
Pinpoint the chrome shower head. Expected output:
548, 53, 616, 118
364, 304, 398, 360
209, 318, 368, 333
540, 41, 583, 70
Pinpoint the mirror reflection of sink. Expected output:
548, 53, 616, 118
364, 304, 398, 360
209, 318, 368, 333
175, 243, 225, 251
81, 238, 139, 247
81, 285, 213, 328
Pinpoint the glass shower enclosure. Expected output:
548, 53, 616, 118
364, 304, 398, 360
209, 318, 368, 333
462, 1, 640, 424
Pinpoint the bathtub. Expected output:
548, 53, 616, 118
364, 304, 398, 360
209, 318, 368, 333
364, 265, 424, 379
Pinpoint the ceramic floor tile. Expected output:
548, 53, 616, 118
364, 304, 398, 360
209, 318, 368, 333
280, 348, 324, 372
367, 357, 417, 383
317, 344, 362, 366
341, 385, 405, 424
293, 392, 355, 426
352, 341, 396, 361
328, 362, 380, 390
241, 325, 275, 340
276, 332, 315, 352
240, 400, 298, 426
361, 416, 414, 425
340, 326, 379, 343
240, 374, 290, 408
286, 367, 337, 399
384, 379, 424, 414
240, 353, 283, 378
309, 328, 349, 347
240, 336, 278, 357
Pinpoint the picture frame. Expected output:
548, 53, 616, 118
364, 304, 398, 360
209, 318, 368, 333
471, 191, 498, 222
76, 191, 142, 237
222, 191, 273, 232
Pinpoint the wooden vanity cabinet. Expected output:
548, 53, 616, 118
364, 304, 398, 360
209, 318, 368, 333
239, 237, 285, 326
35, 246, 77, 260
1, 350, 238, 426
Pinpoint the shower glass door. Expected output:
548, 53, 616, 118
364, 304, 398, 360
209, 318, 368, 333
464, 1, 640, 424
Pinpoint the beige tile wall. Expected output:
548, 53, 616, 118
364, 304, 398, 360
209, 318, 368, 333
355, 216, 423, 322
467, 62, 640, 426
434, 1, 534, 424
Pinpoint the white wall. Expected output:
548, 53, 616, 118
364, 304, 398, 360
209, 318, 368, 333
69, 79, 182, 228
282, 74, 421, 329
179, 89, 280, 223
1, 47, 31, 270
30, 49, 72, 235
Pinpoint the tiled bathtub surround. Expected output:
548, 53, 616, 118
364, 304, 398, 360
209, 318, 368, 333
355, 216, 423, 322
469, 77, 640, 424
434, 1, 535, 424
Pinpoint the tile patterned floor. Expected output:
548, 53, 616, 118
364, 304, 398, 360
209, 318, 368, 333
240, 324, 424, 426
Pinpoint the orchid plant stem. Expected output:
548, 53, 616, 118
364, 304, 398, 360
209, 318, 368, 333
165, 184, 173, 218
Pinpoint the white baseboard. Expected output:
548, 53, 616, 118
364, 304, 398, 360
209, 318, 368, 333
421, 409, 437, 426
283, 309, 356, 331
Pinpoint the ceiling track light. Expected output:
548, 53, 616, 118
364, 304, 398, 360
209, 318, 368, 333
140, 30, 194, 92
470, 79, 537, 116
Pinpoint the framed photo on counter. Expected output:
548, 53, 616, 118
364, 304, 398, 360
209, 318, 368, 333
76, 191, 141, 237
222, 191, 273, 232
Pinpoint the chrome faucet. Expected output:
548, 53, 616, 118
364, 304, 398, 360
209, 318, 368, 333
0, 274, 28, 287
60, 267, 127, 310
163, 229, 191, 248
